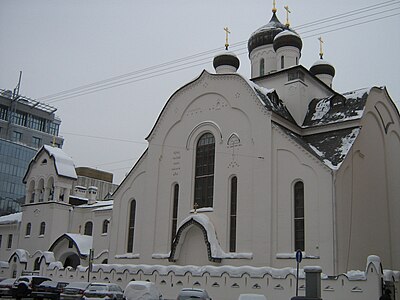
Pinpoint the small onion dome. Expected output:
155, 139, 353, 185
310, 59, 335, 77
213, 51, 240, 73
273, 30, 302, 52
248, 12, 298, 55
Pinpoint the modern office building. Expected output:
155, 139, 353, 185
0, 89, 64, 215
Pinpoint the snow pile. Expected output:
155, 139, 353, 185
0, 212, 22, 225
311, 98, 331, 120
43, 145, 77, 179
66, 233, 93, 256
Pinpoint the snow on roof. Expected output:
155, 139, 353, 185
303, 88, 370, 127
77, 200, 113, 209
311, 59, 333, 67
92, 205, 113, 212
246, 80, 296, 123
43, 145, 77, 179
274, 29, 300, 39
0, 261, 9, 268
12, 249, 29, 263
0, 212, 22, 225
65, 233, 93, 256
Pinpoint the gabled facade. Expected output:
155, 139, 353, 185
108, 9, 400, 277
0, 145, 116, 272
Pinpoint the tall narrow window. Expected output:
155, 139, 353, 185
281, 56, 285, 69
0, 235, 2, 248
294, 181, 305, 251
26, 223, 31, 236
7, 234, 12, 249
84, 221, 93, 236
39, 222, 46, 236
260, 58, 265, 76
127, 200, 136, 253
102, 220, 109, 234
194, 133, 215, 208
171, 184, 179, 247
230, 176, 238, 252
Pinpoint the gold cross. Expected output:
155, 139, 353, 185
224, 27, 231, 50
272, 0, 277, 13
193, 202, 199, 214
284, 5, 291, 27
318, 37, 324, 59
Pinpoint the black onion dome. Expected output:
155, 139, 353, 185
213, 51, 240, 70
248, 12, 297, 55
310, 60, 335, 77
273, 30, 302, 51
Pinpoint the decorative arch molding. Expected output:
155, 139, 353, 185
49, 233, 92, 259
186, 121, 223, 150
8, 249, 29, 264
169, 215, 222, 263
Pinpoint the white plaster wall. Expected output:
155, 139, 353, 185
250, 45, 276, 77
335, 88, 400, 273
271, 125, 334, 273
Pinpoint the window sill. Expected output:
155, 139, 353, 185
276, 252, 320, 259
25, 235, 30, 238
38, 235, 44, 238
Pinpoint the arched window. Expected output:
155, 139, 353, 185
229, 176, 238, 252
281, 55, 285, 69
39, 222, 46, 236
127, 200, 136, 253
294, 181, 305, 251
194, 133, 215, 208
25, 223, 31, 236
84, 221, 93, 236
260, 58, 265, 76
34, 257, 40, 270
171, 184, 179, 247
102, 219, 109, 234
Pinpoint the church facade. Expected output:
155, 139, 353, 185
108, 9, 399, 277
0, 5, 398, 300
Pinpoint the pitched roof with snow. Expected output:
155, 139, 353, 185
303, 88, 370, 127
49, 233, 93, 257
0, 212, 22, 225
23, 145, 77, 182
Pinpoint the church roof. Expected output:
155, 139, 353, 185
49, 233, 93, 257
23, 145, 77, 183
303, 88, 369, 128
275, 123, 360, 170
0, 212, 22, 225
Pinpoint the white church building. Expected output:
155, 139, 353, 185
0, 5, 399, 300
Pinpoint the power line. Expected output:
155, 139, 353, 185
38, 1, 399, 103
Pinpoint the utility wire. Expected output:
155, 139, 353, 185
37, 1, 399, 104
45, 9, 400, 103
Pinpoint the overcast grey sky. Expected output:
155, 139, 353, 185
1, 0, 399, 184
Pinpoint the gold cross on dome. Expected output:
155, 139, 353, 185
224, 27, 231, 50
284, 5, 291, 27
272, 0, 277, 13
318, 36, 324, 59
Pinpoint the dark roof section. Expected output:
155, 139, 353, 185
303, 88, 369, 127
248, 12, 297, 55
310, 61, 335, 77
253, 87, 296, 124
273, 30, 303, 51
276, 123, 360, 169
304, 128, 360, 168
213, 52, 240, 70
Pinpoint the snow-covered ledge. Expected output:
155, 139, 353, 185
276, 252, 320, 259
114, 253, 140, 259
